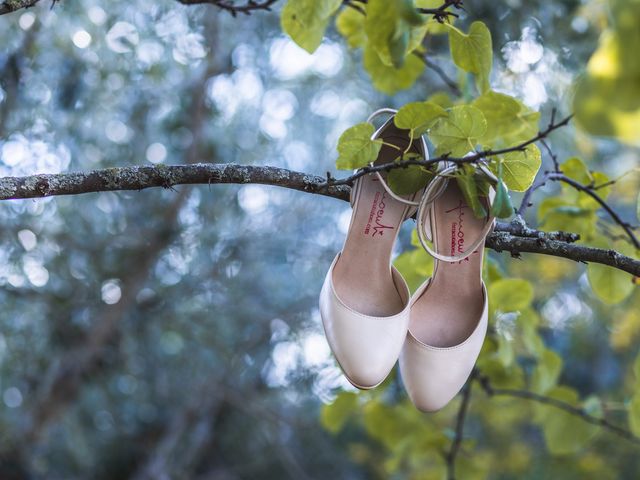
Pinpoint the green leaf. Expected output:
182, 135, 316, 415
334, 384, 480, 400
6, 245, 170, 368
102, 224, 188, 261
335, 123, 382, 170
534, 386, 598, 455
496, 335, 515, 367
489, 278, 533, 312
490, 178, 513, 219
637, 191, 640, 222
427, 91, 453, 109
476, 356, 525, 389
387, 165, 433, 196
447, 21, 493, 93
537, 197, 597, 239
629, 392, 640, 437
320, 392, 359, 433
364, 0, 427, 68
472, 91, 540, 146
530, 348, 562, 394
336, 6, 366, 49
430, 105, 487, 157
494, 144, 542, 192
562, 157, 592, 185
633, 351, 640, 381
455, 165, 488, 218
389, 30, 410, 68
363, 44, 425, 95
394, 101, 448, 137
281, 0, 342, 53
587, 262, 634, 305
394, 247, 434, 293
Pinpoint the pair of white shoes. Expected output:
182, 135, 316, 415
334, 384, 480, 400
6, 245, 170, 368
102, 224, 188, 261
320, 109, 496, 412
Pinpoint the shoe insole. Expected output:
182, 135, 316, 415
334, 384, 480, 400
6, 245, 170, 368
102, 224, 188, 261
332, 135, 415, 317
409, 181, 485, 347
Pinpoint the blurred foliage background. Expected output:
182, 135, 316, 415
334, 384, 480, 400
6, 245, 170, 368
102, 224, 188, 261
0, 0, 639, 478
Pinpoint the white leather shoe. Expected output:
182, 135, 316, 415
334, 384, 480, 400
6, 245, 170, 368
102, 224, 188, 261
400, 280, 488, 411
320, 109, 429, 389
400, 164, 495, 411
320, 254, 412, 389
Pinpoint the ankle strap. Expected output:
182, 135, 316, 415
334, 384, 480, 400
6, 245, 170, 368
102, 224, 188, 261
415, 164, 497, 263
364, 109, 431, 208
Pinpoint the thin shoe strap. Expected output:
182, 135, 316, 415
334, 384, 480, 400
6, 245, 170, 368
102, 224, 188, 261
416, 164, 496, 263
365, 108, 429, 209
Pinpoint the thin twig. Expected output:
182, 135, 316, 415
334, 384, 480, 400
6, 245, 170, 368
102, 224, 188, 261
552, 173, 640, 249
417, 53, 462, 97
342, 0, 366, 15
324, 114, 573, 188
446, 376, 474, 480
176, 0, 278, 16
476, 373, 640, 446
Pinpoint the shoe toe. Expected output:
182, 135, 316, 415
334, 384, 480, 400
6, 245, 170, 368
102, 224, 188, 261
400, 294, 488, 412
319, 258, 411, 389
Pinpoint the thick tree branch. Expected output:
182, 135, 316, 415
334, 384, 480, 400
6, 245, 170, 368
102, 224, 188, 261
0, 0, 40, 15
1, 164, 639, 276
0, 163, 350, 202
487, 228, 639, 277
476, 373, 640, 446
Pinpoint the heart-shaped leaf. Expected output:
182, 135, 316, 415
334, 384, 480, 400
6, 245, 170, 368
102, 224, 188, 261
335, 123, 382, 170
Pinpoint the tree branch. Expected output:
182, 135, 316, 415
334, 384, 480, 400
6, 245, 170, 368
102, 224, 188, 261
0, 0, 40, 15
0, 163, 351, 202
324, 115, 573, 188
552, 173, 640, 249
415, 53, 462, 97
1, 163, 639, 276
176, 0, 279, 16
476, 373, 640, 446
446, 376, 474, 480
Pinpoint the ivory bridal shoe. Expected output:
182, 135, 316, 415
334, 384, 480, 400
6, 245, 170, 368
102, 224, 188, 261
320, 109, 429, 389
400, 164, 496, 411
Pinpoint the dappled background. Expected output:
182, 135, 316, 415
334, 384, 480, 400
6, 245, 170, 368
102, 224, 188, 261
0, 0, 639, 478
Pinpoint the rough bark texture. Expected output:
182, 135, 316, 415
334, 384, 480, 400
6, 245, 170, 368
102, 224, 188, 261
1, 163, 638, 276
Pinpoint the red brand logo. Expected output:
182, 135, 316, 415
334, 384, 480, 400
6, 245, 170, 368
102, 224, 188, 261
365, 191, 394, 237
445, 200, 478, 263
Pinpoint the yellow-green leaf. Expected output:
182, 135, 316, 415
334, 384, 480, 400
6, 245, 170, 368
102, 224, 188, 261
387, 165, 433, 196
448, 21, 493, 93
489, 278, 533, 312
335, 6, 365, 49
629, 392, 640, 436
534, 386, 598, 455
394, 101, 448, 137
364, 0, 427, 68
335, 122, 381, 170
472, 91, 540, 147
530, 348, 562, 394
281, 0, 342, 53
537, 197, 597, 239
363, 44, 425, 95
320, 392, 359, 433
494, 144, 542, 192
430, 105, 487, 156
394, 246, 434, 293
587, 263, 634, 305
455, 165, 489, 218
